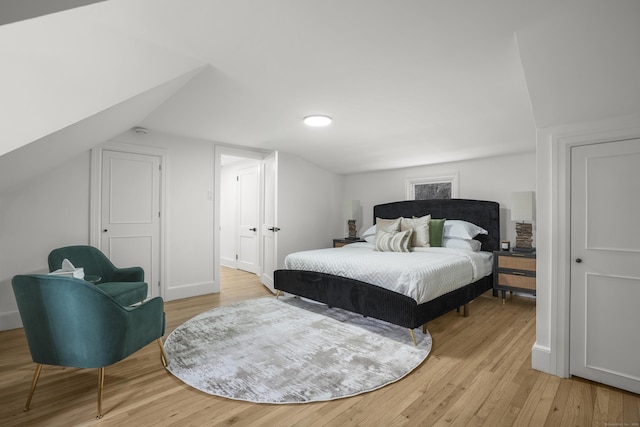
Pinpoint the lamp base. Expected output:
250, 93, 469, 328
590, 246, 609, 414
514, 222, 534, 253
347, 219, 357, 239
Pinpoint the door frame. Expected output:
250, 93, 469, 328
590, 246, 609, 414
540, 118, 640, 379
89, 142, 167, 296
214, 145, 269, 292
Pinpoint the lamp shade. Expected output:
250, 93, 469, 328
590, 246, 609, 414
511, 191, 534, 222
343, 200, 362, 222
351, 200, 360, 220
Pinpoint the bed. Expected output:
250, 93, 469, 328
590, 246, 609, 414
274, 199, 500, 343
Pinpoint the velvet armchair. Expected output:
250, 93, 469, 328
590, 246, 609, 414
12, 274, 167, 419
48, 245, 148, 306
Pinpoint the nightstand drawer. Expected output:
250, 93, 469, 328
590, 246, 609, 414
333, 238, 365, 248
498, 273, 536, 290
498, 256, 536, 272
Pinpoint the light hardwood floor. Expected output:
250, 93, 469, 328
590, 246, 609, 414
1, 268, 639, 426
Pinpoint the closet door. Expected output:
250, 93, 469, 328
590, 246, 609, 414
101, 150, 161, 298
570, 138, 640, 393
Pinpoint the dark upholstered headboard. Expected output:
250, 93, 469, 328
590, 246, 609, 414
373, 199, 500, 252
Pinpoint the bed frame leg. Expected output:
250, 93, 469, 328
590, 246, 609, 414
463, 304, 469, 317
408, 329, 417, 346
422, 324, 427, 334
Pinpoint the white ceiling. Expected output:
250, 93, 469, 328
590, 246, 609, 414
1, 0, 640, 179
96, 0, 547, 174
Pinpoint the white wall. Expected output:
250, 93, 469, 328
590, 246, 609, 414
0, 143, 532, 331
344, 151, 536, 246
0, 131, 217, 330
0, 151, 91, 329
276, 151, 346, 265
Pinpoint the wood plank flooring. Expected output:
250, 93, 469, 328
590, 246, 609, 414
1, 268, 638, 426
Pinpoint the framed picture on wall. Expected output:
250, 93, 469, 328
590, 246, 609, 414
405, 174, 459, 200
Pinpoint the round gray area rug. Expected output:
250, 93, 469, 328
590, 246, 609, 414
164, 296, 431, 404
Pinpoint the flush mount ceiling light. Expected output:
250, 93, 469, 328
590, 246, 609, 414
303, 115, 332, 127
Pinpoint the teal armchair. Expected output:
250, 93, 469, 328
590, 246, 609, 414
48, 245, 148, 306
12, 274, 167, 419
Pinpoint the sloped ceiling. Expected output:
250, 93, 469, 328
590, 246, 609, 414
516, 0, 640, 128
1, 0, 639, 183
0, 0, 106, 26
0, 68, 202, 193
0, 6, 205, 158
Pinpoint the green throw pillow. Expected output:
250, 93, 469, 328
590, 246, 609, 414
429, 219, 446, 247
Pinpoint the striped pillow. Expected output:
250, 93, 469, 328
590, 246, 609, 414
374, 229, 413, 252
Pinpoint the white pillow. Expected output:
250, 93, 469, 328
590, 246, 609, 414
400, 214, 431, 247
362, 225, 377, 243
442, 237, 482, 252
444, 220, 488, 240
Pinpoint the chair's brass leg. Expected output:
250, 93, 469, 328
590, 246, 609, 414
157, 338, 168, 367
463, 304, 469, 317
24, 363, 43, 412
408, 329, 417, 346
96, 367, 104, 419
275, 290, 281, 299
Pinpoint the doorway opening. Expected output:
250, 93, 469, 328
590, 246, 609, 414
214, 147, 268, 294
220, 155, 261, 274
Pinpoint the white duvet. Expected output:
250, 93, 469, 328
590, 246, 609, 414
283, 242, 492, 304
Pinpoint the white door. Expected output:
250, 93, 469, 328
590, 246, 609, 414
237, 164, 259, 274
101, 150, 161, 298
570, 138, 640, 393
260, 151, 278, 293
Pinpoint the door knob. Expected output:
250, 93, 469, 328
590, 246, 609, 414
249, 227, 257, 232
103, 229, 108, 233
575, 258, 582, 263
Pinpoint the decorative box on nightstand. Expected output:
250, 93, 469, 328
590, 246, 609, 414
333, 238, 365, 248
493, 250, 536, 303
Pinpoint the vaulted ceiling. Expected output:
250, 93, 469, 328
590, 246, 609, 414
1, 0, 639, 189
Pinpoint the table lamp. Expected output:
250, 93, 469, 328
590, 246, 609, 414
511, 191, 535, 252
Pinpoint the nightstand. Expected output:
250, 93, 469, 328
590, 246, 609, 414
493, 251, 536, 303
333, 238, 364, 248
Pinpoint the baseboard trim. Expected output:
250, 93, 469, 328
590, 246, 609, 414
0, 310, 23, 331
531, 342, 552, 374
220, 258, 236, 269
164, 281, 216, 301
